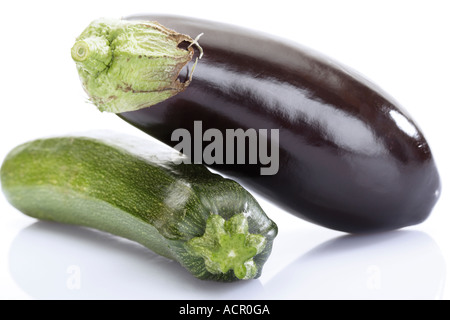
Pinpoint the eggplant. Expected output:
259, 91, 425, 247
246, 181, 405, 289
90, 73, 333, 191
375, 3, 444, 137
87, 14, 441, 233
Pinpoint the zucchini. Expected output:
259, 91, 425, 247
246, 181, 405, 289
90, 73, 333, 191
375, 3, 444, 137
0, 132, 277, 281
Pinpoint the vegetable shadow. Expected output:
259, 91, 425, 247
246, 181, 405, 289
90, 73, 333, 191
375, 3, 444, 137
9, 221, 263, 300
259, 230, 446, 299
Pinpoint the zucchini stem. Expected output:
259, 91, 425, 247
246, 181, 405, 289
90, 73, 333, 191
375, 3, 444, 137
186, 213, 266, 280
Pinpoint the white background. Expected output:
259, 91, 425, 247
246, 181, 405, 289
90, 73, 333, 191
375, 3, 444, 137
0, 0, 449, 300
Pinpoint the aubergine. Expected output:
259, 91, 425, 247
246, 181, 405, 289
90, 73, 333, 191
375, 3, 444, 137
72, 15, 441, 233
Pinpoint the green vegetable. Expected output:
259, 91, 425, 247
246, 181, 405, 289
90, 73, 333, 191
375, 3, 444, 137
0, 132, 277, 281
71, 18, 201, 113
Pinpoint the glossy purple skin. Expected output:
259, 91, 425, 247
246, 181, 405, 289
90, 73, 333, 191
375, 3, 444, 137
120, 14, 441, 233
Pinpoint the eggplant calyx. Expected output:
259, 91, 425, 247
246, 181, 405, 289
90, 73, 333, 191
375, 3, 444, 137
71, 18, 202, 113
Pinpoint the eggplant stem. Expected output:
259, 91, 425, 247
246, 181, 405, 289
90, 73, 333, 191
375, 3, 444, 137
188, 33, 204, 59
188, 57, 199, 82
184, 33, 204, 82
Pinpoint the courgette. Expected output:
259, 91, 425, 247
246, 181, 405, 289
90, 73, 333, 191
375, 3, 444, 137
0, 132, 277, 281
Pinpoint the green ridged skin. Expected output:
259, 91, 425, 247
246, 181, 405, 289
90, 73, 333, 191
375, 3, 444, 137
0, 132, 277, 281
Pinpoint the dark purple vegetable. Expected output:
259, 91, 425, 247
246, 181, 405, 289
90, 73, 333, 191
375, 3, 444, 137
118, 14, 440, 233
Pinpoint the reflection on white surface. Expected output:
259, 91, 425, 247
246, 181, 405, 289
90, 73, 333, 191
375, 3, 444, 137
9, 222, 263, 300
9, 222, 445, 300
260, 230, 446, 300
